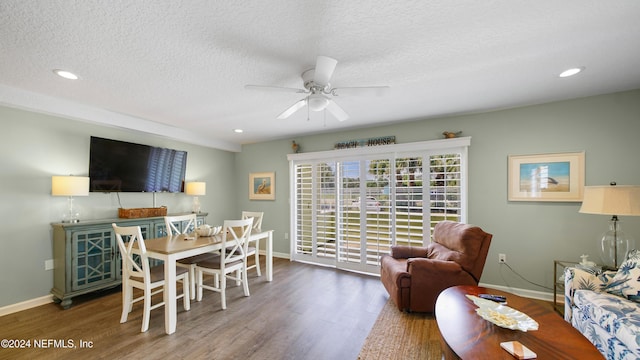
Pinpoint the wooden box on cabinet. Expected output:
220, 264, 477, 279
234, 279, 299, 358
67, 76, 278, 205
118, 206, 167, 219
51, 212, 207, 309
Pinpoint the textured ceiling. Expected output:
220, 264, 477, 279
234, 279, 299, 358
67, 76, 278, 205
1, 1, 640, 152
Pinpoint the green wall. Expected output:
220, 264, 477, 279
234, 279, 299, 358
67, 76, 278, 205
236, 89, 640, 294
1, 89, 639, 307
0, 106, 237, 307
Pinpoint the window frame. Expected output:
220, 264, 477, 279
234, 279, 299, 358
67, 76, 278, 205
287, 137, 470, 273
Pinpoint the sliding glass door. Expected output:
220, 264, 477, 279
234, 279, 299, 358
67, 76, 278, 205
289, 139, 468, 275
336, 158, 392, 272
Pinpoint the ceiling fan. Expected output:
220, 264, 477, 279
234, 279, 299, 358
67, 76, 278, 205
245, 56, 389, 122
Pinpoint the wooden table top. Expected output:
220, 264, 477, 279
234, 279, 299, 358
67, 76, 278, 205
435, 285, 603, 360
142, 233, 224, 255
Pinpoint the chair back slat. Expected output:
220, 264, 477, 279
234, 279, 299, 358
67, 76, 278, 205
112, 223, 149, 281
164, 214, 197, 236
241, 211, 264, 230
222, 218, 253, 265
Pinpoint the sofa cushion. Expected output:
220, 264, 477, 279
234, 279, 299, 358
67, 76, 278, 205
426, 242, 462, 262
604, 249, 640, 302
573, 289, 640, 357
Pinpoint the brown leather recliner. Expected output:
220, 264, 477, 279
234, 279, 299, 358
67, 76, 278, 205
380, 220, 492, 312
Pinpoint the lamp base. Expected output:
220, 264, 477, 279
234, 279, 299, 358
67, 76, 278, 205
192, 196, 201, 214
599, 219, 635, 269
61, 197, 81, 223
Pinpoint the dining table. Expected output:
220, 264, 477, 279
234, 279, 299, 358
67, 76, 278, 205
137, 228, 273, 335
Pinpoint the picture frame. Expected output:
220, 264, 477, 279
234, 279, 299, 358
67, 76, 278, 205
508, 152, 584, 202
249, 172, 275, 200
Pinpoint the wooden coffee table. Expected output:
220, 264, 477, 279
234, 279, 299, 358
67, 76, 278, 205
435, 285, 602, 359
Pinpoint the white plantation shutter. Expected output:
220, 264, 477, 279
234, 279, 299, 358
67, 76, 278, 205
361, 158, 393, 266
294, 164, 313, 256
316, 162, 337, 259
289, 138, 469, 274
393, 157, 425, 247
337, 160, 361, 264
427, 153, 463, 230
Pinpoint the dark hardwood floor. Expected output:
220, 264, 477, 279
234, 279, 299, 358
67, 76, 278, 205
0, 258, 389, 360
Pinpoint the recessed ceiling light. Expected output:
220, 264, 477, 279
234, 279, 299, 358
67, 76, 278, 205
233, 129, 243, 133
559, 67, 584, 78
53, 69, 79, 80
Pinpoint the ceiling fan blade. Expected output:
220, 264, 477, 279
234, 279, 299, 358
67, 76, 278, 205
313, 56, 338, 86
332, 86, 390, 96
245, 85, 306, 93
276, 98, 307, 119
326, 100, 349, 122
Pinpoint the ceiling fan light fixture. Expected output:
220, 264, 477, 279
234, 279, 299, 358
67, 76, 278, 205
308, 94, 329, 112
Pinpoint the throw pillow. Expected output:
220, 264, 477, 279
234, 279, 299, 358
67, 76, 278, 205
603, 249, 640, 302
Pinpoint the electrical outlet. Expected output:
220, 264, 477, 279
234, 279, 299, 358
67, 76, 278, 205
284, 232, 289, 240
498, 253, 506, 263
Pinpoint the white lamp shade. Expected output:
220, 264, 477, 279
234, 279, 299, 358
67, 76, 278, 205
185, 182, 206, 196
579, 185, 640, 216
51, 176, 90, 196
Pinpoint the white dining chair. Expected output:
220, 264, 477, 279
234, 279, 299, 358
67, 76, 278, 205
165, 214, 219, 300
241, 211, 264, 276
112, 223, 190, 332
195, 218, 253, 310
164, 213, 197, 236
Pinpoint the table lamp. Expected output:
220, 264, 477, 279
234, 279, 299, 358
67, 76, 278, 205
579, 182, 640, 268
52, 175, 90, 223
185, 181, 206, 213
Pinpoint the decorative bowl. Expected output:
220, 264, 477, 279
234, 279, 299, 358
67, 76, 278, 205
196, 225, 221, 236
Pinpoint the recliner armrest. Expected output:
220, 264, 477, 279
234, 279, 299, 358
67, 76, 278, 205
407, 258, 474, 281
391, 245, 429, 259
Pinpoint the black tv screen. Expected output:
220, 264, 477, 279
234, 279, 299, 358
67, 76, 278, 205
89, 136, 187, 192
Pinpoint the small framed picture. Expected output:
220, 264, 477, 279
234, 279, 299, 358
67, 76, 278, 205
249, 172, 275, 200
508, 152, 584, 202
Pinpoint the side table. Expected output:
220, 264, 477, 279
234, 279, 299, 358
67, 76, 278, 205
553, 260, 578, 315
553, 260, 602, 316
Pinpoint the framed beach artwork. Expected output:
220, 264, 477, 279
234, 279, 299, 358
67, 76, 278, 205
249, 172, 275, 200
508, 152, 584, 202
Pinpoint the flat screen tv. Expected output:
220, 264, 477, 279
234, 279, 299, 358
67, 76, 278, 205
89, 136, 187, 192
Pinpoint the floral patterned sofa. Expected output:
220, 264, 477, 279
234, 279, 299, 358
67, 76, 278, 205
564, 249, 640, 360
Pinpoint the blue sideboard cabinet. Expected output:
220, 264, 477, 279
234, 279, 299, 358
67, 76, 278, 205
51, 213, 207, 309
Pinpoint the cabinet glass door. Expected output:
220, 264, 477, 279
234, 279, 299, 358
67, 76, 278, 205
71, 229, 116, 291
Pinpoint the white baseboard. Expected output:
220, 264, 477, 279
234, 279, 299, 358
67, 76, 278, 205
0, 295, 53, 317
1, 263, 554, 318
259, 250, 290, 260
479, 282, 561, 303
1, 253, 290, 317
